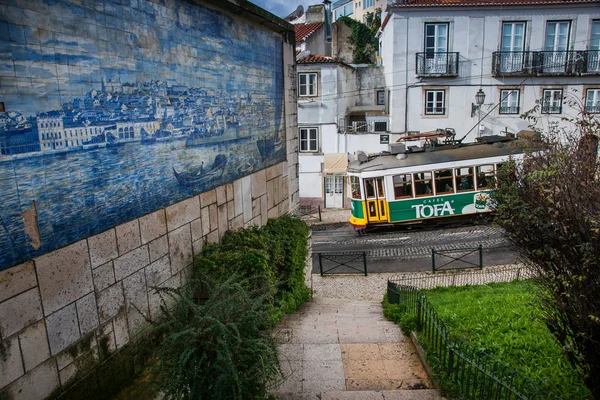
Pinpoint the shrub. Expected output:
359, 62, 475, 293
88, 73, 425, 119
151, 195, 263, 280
152, 275, 281, 400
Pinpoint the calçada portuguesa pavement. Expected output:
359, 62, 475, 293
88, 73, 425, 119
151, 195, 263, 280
271, 297, 444, 400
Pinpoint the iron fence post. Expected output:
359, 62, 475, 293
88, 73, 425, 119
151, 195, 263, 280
417, 297, 422, 331
516, 268, 521, 281
363, 251, 367, 276
318, 205, 322, 221
478, 244, 483, 270
432, 248, 436, 273
448, 345, 455, 376
319, 253, 323, 276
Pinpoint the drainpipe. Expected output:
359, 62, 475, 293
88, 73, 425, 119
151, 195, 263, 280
404, 83, 423, 135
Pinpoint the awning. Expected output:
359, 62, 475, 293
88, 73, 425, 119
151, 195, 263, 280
323, 153, 348, 174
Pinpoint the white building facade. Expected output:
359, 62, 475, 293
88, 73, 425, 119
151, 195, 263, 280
379, 0, 600, 143
297, 56, 395, 208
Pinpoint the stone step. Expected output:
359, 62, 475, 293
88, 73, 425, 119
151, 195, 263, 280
275, 389, 444, 400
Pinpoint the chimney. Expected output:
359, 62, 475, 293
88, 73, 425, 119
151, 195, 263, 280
323, 0, 332, 43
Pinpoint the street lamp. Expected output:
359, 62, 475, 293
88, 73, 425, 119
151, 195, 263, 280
471, 88, 486, 118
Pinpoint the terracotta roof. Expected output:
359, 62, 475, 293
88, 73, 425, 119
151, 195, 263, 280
389, 0, 598, 6
295, 22, 324, 43
297, 54, 340, 64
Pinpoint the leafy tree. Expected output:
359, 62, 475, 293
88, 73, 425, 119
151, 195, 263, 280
493, 103, 600, 397
338, 9, 381, 64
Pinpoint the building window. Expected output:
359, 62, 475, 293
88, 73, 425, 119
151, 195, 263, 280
542, 89, 563, 114
499, 89, 520, 114
425, 90, 445, 115
585, 89, 600, 113
298, 73, 318, 97
376, 90, 385, 105
455, 167, 474, 192
414, 172, 433, 197
364, 0, 373, 9
373, 121, 387, 132
299, 127, 318, 152
434, 169, 454, 194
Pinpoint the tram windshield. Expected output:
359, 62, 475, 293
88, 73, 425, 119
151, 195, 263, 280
351, 176, 361, 199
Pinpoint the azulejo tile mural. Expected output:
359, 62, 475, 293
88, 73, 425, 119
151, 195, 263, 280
0, 0, 286, 269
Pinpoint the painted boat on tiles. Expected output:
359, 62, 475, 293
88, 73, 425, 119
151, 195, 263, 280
172, 154, 227, 186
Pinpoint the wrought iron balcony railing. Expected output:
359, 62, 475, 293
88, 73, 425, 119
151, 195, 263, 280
425, 107, 446, 115
493, 50, 600, 76
541, 105, 562, 114
416, 52, 459, 77
585, 105, 600, 114
492, 51, 538, 76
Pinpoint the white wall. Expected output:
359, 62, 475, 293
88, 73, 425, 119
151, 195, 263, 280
382, 4, 600, 140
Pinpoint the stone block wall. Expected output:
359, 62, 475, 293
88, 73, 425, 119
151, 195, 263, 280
0, 164, 295, 399
0, 0, 300, 398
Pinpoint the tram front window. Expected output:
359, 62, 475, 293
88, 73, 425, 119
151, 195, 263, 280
393, 174, 413, 199
414, 172, 433, 197
435, 169, 454, 194
365, 179, 376, 199
455, 168, 474, 192
351, 176, 361, 199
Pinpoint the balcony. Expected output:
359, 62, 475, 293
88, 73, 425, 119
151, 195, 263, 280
585, 105, 600, 114
492, 51, 538, 76
541, 105, 562, 114
416, 52, 459, 77
339, 120, 389, 134
493, 50, 600, 76
499, 106, 520, 115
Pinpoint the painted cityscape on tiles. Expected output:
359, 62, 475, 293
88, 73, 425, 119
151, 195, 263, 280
0, 0, 285, 269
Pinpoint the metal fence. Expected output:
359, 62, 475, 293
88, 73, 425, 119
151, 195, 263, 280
294, 205, 321, 221
317, 251, 367, 276
431, 245, 483, 273
387, 268, 560, 400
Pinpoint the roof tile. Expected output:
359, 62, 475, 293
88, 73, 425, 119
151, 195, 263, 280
297, 54, 340, 64
295, 22, 324, 43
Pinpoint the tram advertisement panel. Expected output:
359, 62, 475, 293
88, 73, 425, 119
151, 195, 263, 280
389, 191, 492, 222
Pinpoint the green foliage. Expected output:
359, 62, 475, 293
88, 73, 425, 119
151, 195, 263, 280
382, 293, 417, 333
425, 282, 591, 399
195, 214, 311, 324
338, 10, 381, 64
152, 275, 281, 400
493, 109, 600, 397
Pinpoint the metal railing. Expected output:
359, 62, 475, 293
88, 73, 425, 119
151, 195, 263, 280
317, 251, 367, 276
294, 205, 322, 221
499, 106, 520, 115
541, 105, 562, 114
431, 245, 482, 273
492, 50, 600, 76
387, 269, 562, 400
416, 52, 460, 77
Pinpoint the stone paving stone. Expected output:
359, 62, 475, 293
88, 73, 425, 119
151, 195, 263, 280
304, 344, 342, 361
302, 379, 346, 392
341, 344, 381, 361
346, 379, 403, 391
382, 390, 444, 399
277, 343, 304, 361
342, 357, 387, 381
323, 391, 385, 400
303, 360, 345, 382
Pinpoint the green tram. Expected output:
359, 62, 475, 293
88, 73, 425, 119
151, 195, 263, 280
348, 137, 528, 231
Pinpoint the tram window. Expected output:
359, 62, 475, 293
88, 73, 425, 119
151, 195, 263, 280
414, 172, 433, 197
365, 179, 376, 199
455, 167, 474, 192
351, 176, 361, 199
393, 174, 413, 199
476, 165, 494, 189
434, 169, 454, 194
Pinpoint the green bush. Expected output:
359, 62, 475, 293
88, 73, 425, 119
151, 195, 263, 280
152, 275, 281, 400
195, 215, 311, 323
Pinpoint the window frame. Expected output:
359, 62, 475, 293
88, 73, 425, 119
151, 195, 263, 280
393, 174, 414, 199
585, 88, 600, 114
424, 89, 446, 115
298, 72, 318, 97
455, 167, 475, 192
376, 90, 385, 105
499, 89, 520, 115
541, 89, 563, 114
475, 165, 495, 190
350, 176, 362, 200
364, 0, 374, 9
299, 127, 319, 152
414, 171, 434, 197
434, 169, 455, 195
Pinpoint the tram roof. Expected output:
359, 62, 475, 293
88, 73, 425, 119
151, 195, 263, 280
347, 138, 532, 173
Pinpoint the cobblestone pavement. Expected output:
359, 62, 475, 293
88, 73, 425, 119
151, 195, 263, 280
311, 264, 530, 301
271, 298, 443, 400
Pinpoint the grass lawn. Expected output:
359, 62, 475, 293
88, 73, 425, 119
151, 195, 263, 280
424, 281, 590, 399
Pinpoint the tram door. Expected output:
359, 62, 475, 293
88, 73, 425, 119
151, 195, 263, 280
364, 177, 388, 222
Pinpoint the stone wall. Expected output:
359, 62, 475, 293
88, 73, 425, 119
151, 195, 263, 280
0, 0, 299, 398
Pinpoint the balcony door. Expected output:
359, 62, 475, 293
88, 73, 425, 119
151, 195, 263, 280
544, 21, 570, 73
500, 22, 526, 73
590, 21, 600, 73
424, 23, 448, 74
